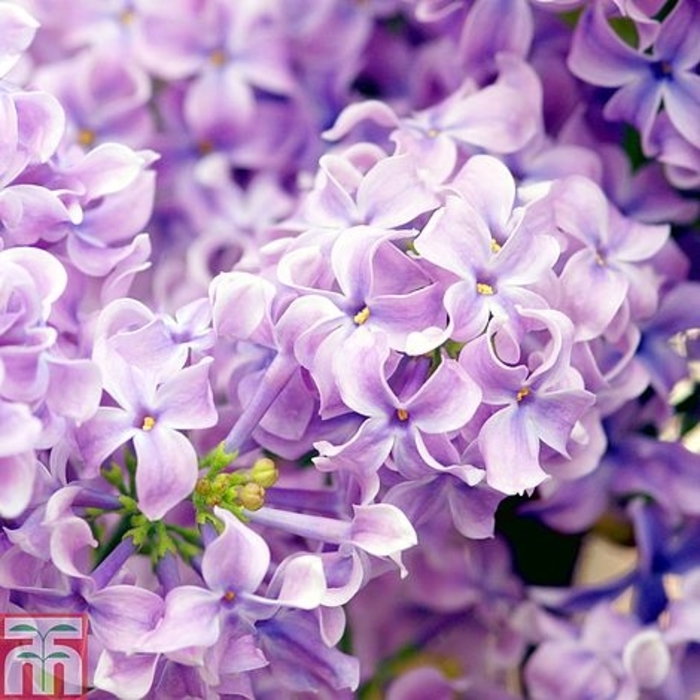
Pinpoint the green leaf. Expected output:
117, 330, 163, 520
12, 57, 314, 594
46, 651, 71, 659
47, 624, 77, 633
9, 624, 39, 633
16, 651, 41, 659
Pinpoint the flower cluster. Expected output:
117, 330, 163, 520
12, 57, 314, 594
2, 0, 700, 697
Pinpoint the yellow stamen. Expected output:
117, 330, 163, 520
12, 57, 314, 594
427, 128, 439, 138
222, 590, 235, 602
396, 408, 409, 421
476, 282, 495, 296
198, 139, 214, 155
490, 239, 502, 253
141, 415, 156, 431
210, 49, 226, 67
516, 387, 530, 402
77, 128, 96, 148
353, 306, 371, 325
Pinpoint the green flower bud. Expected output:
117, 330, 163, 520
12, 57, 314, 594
250, 457, 278, 488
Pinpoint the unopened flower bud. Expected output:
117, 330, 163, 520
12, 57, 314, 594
250, 457, 278, 488
238, 482, 266, 511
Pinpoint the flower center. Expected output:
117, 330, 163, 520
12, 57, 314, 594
141, 415, 156, 431
516, 387, 530, 402
490, 239, 502, 254
221, 590, 236, 603
476, 282, 495, 296
78, 128, 96, 148
396, 408, 409, 421
210, 49, 227, 67
353, 306, 371, 325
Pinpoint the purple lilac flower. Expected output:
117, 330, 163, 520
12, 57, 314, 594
569, 1, 700, 151
77, 351, 216, 519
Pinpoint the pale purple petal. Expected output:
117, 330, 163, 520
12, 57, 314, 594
349, 504, 417, 557
448, 483, 503, 539
554, 176, 609, 248
13, 92, 65, 163
451, 154, 516, 233
357, 154, 441, 228
45, 357, 101, 424
203, 507, 270, 595
458, 0, 533, 77
416, 197, 490, 278
155, 358, 216, 430
0, 400, 41, 457
94, 650, 158, 700
76, 407, 136, 474
139, 585, 221, 653
64, 144, 154, 200
333, 329, 397, 417
50, 517, 96, 579
0, 3, 38, 78
443, 56, 542, 152
479, 405, 549, 494
622, 630, 671, 689
387, 666, 455, 700
209, 271, 276, 341
405, 358, 481, 433
1, 247, 67, 314
528, 390, 594, 456
568, 5, 647, 86
0, 452, 36, 519
664, 73, 700, 149
322, 100, 399, 141
370, 285, 447, 354
314, 418, 393, 503
133, 427, 198, 521
88, 585, 164, 653
603, 75, 662, 141
559, 250, 630, 340
270, 554, 327, 610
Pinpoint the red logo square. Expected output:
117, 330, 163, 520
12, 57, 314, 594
0, 614, 88, 699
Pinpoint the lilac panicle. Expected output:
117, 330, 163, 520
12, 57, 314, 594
3, 1, 700, 697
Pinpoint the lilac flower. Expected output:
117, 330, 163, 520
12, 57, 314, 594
460, 309, 595, 494
138, 507, 326, 654
324, 54, 544, 175
284, 226, 448, 415
552, 175, 669, 339
569, 1, 700, 149
254, 609, 360, 696
522, 602, 652, 699
77, 353, 216, 520
314, 328, 481, 501
31, 48, 154, 149
291, 151, 442, 231
415, 155, 559, 341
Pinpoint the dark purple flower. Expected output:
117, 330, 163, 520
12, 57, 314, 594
569, 2, 700, 149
